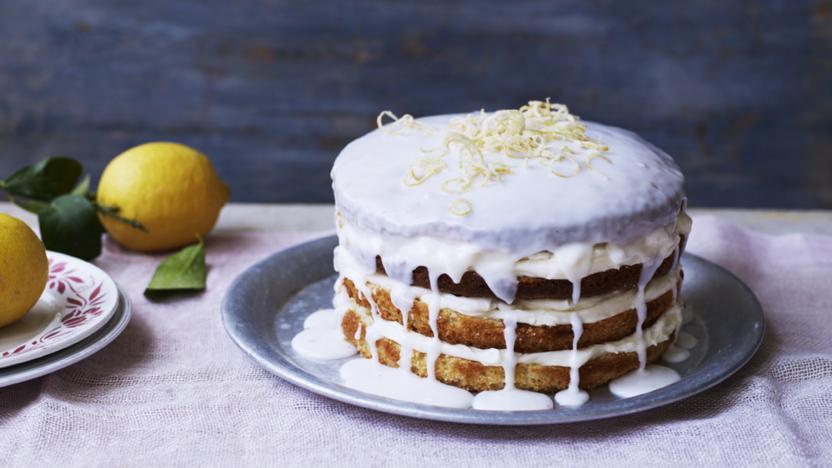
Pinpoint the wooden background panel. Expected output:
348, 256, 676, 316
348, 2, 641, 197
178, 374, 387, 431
0, 0, 829, 207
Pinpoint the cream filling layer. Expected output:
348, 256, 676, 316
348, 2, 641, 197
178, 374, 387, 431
336, 243, 680, 326
357, 266, 681, 326
347, 291, 682, 369
336, 210, 690, 304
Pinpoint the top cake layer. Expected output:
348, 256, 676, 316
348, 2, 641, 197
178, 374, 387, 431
332, 112, 685, 255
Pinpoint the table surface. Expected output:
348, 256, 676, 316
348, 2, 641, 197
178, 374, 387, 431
2, 202, 831, 466
3, 202, 832, 235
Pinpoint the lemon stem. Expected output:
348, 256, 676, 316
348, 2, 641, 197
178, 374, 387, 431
94, 203, 148, 233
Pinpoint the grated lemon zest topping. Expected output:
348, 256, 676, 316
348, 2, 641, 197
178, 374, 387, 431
378, 99, 610, 216
449, 198, 473, 216
377, 110, 433, 135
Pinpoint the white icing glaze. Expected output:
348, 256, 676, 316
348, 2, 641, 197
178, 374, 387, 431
554, 313, 590, 407
472, 387, 554, 411
425, 272, 441, 381
393, 283, 417, 374
676, 331, 698, 349
291, 307, 357, 360
633, 258, 663, 370
472, 316, 555, 411
682, 306, 694, 325
336, 245, 681, 327
502, 316, 518, 388
676, 209, 693, 237
353, 319, 362, 341
332, 117, 685, 253
608, 365, 681, 398
291, 328, 357, 360
662, 327, 696, 363
303, 308, 340, 329
662, 345, 690, 363
348, 292, 683, 368
336, 214, 683, 304
339, 358, 474, 408
333, 116, 687, 307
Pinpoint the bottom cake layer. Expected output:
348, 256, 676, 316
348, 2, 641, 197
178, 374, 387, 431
341, 308, 674, 393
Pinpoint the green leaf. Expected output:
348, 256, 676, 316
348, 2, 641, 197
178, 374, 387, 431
10, 196, 51, 214
71, 174, 91, 197
145, 237, 206, 296
38, 194, 104, 260
3, 157, 83, 201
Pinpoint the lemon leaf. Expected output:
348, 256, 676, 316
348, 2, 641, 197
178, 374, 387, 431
71, 174, 91, 197
4, 157, 83, 201
9, 196, 51, 214
145, 237, 206, 296
38, 194, 104, 260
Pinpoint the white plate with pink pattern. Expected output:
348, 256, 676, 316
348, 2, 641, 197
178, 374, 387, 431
0, 251, 119, 369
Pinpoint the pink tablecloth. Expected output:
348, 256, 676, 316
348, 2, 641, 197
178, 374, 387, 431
1, 216, 831, 466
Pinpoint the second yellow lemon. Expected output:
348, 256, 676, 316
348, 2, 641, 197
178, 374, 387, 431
0, 214, 48, 328
97, 142, 229, 252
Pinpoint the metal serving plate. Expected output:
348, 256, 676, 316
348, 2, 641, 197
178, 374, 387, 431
222, 235, 764, 425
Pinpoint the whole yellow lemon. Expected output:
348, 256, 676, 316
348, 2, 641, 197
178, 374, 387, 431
0, 214, 49, 328
97, 142, 230, 252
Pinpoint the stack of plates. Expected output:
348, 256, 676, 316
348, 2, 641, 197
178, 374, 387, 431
0, 252, 131, 388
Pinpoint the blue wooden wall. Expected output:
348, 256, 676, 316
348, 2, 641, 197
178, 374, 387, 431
0, 0, 830, 207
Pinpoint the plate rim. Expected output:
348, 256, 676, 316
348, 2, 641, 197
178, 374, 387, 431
0, 286, 133, 389
0, 251, 120, 368
222, 235, 765, 425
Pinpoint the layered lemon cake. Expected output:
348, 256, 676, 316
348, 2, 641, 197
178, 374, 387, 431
327, 100, 690, 409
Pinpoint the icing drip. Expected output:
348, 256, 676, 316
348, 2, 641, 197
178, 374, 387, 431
663, 327, 697, 364
390, 283, 417, 329
390, 282, 418, 372
291, 308, 357, 360
554, 313, 590, 407
682, 306, 694, 325
365, 326, 379, 362
426, 272, 441, 381
392, 284, 416, 373
663, 297, 688, 363
336, 215, 683, 306
350, 257, 682, 327
557, 243, 594, 306
398, 339, 413, 373
297, 282, 688, 408
502, 317, 518, 389
471, 317, 554, 411
662, 344, 690, 363
343, 299, 684, 407
335, 250, 386, 363
352, 295, 682, 368
634, 258, 663, 370
353, 319, 362, 341
677, 332, 698, 349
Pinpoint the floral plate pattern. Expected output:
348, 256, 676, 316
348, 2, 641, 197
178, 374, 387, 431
0, 251, 119, 369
